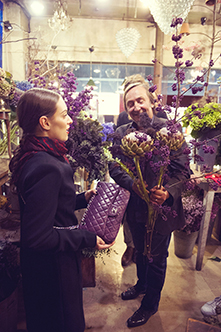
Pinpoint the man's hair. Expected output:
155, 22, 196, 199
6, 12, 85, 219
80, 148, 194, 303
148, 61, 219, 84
123, 74, 156, 112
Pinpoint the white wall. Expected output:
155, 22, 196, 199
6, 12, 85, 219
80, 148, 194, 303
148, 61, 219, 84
29, 17, 156, 65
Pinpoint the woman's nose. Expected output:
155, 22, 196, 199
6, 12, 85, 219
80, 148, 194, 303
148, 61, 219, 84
67, 115, 73, 124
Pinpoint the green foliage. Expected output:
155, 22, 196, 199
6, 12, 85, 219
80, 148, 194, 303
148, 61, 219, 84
182, 102, 221, 138
0, 122, 20, 156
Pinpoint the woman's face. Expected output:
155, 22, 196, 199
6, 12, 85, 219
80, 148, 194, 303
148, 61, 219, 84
47, 97, 73, 141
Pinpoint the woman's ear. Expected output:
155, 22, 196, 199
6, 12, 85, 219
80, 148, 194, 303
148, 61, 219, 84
39, 116, 50, 131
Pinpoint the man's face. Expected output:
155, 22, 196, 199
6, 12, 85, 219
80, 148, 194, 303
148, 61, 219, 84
125, 86, 153, 124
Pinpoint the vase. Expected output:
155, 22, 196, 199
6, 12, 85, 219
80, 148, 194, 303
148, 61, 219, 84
196, 128, 220, 172
173, 230, 199, 259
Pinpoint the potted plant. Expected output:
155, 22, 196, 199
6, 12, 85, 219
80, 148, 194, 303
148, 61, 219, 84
183, 101, 221, 139
182, 100, 221, 171
0, 240, 20, 331
173, 186, 205, 259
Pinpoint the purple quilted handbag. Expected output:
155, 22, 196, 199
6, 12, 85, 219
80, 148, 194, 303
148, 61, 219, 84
79, 182, 130, 244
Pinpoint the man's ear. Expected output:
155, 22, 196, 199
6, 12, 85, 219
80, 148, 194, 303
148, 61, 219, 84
39, 116, 50, 131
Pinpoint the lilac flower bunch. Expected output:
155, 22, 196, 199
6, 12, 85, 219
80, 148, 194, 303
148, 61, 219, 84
181, 190, 205, 234
27, 62, 94, 118
14, 80, 33, 91
181, 185, 221, 234
101, 122, 114, 144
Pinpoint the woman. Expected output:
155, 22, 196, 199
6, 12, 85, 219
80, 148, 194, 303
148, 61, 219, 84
9, 88, 113, 332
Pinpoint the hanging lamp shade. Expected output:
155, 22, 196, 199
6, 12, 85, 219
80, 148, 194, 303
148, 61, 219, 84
180, 22, 190, 35
205, 0, 215, 5
86, 78, 96, 87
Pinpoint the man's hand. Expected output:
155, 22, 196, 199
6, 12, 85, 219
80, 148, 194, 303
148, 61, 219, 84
150, 185, 170, 205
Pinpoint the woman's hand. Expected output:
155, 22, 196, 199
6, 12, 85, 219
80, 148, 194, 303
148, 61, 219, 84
95, 236, 115, 250
150, 185, 169, 205
84, 189, 97, 203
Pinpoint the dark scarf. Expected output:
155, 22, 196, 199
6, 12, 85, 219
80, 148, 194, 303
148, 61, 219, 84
10, 136, 69, 185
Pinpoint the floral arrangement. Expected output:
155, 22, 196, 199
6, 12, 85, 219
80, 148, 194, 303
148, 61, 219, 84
182, 102, 221, 139
110, 120, 185, 258
28, 62, 94, 119
0, 68, 15, 100
66, 111, 109, 185
181, 185, 221, 235
14, 80, 33, 92
101, 122, 114, 144
181, 186, 205, 234
0, 240, 20, 302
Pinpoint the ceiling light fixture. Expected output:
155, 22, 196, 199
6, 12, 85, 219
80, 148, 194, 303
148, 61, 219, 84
180, 21, 190, 36
86, 46, 97, 88
116, 0, 141, 58
48, 0, 72, 32
30, 1, 44, 15
146, 0, 195, 35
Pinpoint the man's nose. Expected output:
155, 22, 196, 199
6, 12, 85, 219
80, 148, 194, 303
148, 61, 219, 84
134, 101, 140, 111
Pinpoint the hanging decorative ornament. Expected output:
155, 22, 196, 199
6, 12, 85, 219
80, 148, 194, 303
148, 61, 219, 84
146, 0, 195, 35
116, 27, 141, 58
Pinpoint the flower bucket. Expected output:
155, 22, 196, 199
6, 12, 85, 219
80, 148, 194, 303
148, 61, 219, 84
173, 230, 199, 259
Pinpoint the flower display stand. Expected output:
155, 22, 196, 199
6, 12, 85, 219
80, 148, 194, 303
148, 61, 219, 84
173, 230, 199, 259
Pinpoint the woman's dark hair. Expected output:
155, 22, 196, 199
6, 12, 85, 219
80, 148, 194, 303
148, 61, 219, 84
17, 88, 60, 134
9, 88, 61, 181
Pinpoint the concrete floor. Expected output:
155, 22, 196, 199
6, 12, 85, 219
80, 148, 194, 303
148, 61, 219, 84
17, 226, 221, 332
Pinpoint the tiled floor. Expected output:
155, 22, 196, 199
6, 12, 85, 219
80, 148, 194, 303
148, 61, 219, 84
17, 226, 221, 332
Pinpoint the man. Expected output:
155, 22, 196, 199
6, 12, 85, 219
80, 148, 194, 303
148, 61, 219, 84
109, 74, 190, 328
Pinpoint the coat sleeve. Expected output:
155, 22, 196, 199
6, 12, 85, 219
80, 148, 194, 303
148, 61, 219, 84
109, 125, 134, 191
75, 192, 87, 210
164, 140, 191, 205
19, 163, 96, 252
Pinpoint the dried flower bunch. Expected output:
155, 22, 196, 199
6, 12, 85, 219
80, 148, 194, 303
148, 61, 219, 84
0, 68, 15, 100
181, 187, 205, 234
0, 240, 20, 302
66, 112, 109, 184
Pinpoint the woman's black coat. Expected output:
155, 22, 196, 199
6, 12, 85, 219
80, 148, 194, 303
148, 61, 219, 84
17, 151, 96, 332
